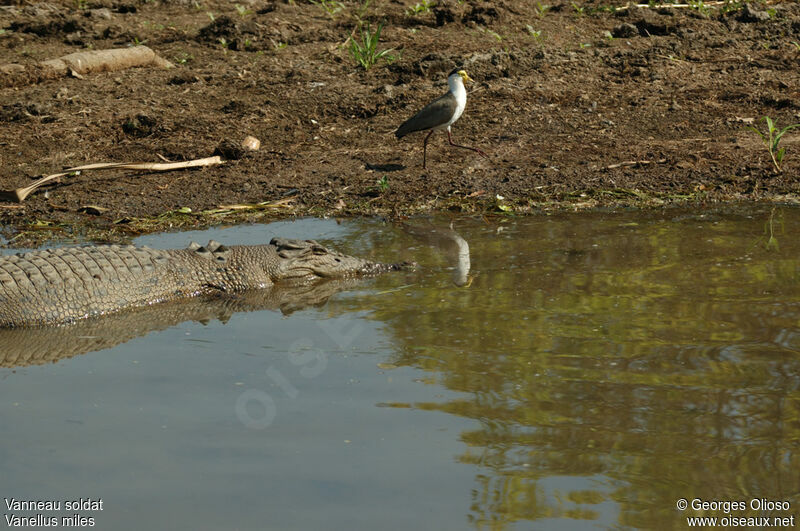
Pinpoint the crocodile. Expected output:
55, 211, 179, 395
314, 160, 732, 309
0, 238, 411, 328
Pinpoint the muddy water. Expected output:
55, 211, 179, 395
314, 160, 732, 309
1, 208, 799, 530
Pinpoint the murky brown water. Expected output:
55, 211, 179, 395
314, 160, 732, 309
1, 209, 799, 529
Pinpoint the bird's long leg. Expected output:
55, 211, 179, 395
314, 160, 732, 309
422, 130, 434, 169
447, 130, 488, 159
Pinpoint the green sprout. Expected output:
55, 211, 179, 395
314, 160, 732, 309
376, 175, 389, 193
173, 51, 193, 64
407, 0, 434, 15
533, 2, 551, 17
354, 0, 371, 21
235, 4, 252, 17
349, 21, 396, 70
720, 0, 743, 14
484, 28, 503, 41
526, 25, 545, 46
748, 116, 800, 172
309, 0, 345, 18
687, 0, 710, 15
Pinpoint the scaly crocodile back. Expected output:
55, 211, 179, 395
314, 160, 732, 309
0, 238, 406, 327
0, 244, 213, 327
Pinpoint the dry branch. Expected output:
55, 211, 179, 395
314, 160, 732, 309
614, 2, 725, 10
1, 156, 223, 203
606, 159, 667, 169
0, 46, 173, 88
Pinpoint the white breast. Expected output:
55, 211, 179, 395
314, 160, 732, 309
444, 76, 467, 129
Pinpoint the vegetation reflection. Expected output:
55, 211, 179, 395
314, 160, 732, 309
356, 210, 800, 528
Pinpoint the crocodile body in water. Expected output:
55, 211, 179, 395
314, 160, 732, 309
0, 238, 410, 328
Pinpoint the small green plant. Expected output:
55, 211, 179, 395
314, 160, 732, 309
235, 4, 252, 17
272, 40, 287, 50
376, 175, 389, 193
206, 11, 215, 21
587, 4, 616, 14
748, 116, 800, 172
533, 2, 551, 17
790, 41, 800, 51
494, 194, 512, 213
407, 0, 434, 15
354, 0, 371, 21
131, 36, 148, 45
218, 37, 229, 49
478, 27, 502, 41
173, 51, 193, 64
720, 0, 743, 14
142, 21, 165, 30
571, 2, 584, 15
309, 0, 345, 18
526, 25, 545, 46
349, 21, 396, 70
766, 7, 776, 18
74, 0, 88, 10
687, 0, 710, 15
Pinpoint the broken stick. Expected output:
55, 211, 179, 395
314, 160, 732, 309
2, 156, 223, 203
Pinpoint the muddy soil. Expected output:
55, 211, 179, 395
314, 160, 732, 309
0, 0, 799, 244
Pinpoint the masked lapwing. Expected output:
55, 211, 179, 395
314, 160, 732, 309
395, 68, 488, 169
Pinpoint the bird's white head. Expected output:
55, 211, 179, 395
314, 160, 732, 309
448, 68, 473, 86
447, 69, 472, 98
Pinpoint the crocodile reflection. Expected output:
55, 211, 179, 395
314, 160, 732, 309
398, 221, 471, 286
0, 280, 362, 368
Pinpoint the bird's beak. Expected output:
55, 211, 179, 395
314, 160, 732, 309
458, 70, 473, 83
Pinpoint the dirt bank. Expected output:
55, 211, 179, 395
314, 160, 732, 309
1, 0, 799, 245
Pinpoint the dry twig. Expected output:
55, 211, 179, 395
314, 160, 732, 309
606, 159, 667, 169
2, 156, 223, 203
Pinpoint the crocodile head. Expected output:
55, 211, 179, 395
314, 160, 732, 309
270, 238, 413, 282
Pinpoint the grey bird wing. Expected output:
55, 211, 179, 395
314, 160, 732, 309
395, 92, 457, 138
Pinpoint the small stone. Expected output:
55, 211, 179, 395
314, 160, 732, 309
241, 135, 260, 151
738, 4, 770, 22
88, 8, 112, 19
